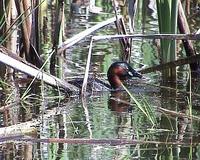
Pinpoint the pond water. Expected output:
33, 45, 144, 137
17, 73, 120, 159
1, 0, 200, 159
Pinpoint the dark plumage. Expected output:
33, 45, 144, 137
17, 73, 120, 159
107, 61, 142, 89
68, 61, 142, 91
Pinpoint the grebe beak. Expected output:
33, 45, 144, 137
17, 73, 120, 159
128, 69, 142, 79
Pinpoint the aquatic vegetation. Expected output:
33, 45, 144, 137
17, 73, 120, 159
122, 83, 157, 126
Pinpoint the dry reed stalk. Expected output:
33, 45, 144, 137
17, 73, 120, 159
81, 38, 93, 95
178, 0, 198, 71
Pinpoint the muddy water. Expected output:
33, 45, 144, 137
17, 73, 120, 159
1, 0, 200, 159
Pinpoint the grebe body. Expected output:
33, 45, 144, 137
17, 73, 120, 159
68, 61, 142, 91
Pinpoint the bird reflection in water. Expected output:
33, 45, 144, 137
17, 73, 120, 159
108, 90, 133, 113
108, 89, 136, 140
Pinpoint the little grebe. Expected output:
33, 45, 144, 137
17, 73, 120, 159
107, 61, 142, 89
68, 61, 142, 91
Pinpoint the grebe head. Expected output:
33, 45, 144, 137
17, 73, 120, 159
107, 61, 142, 89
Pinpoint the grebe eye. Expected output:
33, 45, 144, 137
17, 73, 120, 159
128, 71, 133, 76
